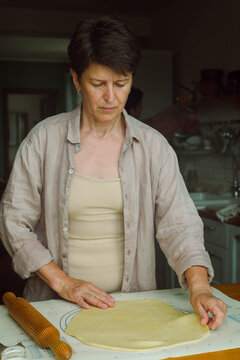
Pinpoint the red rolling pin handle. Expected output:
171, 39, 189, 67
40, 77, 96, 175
2, 292, 72, 360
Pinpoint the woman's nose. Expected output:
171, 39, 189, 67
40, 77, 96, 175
103, 85, 115, 103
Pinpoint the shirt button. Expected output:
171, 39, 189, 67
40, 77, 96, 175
63, 226, 68, 232
75, 145, 80, 152
127, 249, 131, 256
69, 168, 74, 174
62, 252, 67, 258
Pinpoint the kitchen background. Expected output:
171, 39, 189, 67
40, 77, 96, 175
0, 0, 240, 298
0, 0, 240, 194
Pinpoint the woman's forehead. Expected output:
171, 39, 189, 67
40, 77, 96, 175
83, 63, 132, 81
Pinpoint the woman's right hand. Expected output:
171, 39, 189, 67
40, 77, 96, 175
36, 261, 115, 309
57, 276, 115, 309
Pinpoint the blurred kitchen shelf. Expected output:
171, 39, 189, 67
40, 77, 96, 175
194, 94, 240, 106
175, 149, 216, 155
199, 118, 240, 127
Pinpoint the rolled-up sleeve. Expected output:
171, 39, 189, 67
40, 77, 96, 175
0, 134, 53, 279
154, 146, 214, 289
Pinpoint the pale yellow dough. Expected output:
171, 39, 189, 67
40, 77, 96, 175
65, 299, 209, 352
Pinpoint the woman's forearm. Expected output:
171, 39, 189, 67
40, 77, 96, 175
185, 265, 212, 294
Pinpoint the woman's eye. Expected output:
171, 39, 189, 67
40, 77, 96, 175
92, 83, 103, 87
91, 82, 126, 88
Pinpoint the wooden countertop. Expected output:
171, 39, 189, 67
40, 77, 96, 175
214, 283, 240, 302
198, 209, 240, 226
165, 283, 240, 360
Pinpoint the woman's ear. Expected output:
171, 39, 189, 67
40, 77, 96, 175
70, 68, 81, 94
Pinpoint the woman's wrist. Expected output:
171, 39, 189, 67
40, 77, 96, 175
185, 265, 212, 295
36, 261, 69, 294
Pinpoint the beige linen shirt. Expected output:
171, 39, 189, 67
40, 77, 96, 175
0, 105, 213, 301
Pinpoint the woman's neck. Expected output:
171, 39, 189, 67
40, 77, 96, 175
80, 111, 125, 138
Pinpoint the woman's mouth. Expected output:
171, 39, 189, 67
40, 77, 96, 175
100, 107, 117, 112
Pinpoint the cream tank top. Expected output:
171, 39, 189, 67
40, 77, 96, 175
68, 172, 124, 293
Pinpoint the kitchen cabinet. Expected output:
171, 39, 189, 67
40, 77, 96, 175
205, 242, 229, 284
203, 217, 229, 285
203, 217, 240, 285
155, 242, 180, 290
231, 234, 240, 283
156, 217, 240, 289
236, 237, 240, 282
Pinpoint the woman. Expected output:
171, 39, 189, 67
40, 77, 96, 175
0, 16, 226, 329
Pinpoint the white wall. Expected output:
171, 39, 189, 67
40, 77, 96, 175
133, 50, 173, 118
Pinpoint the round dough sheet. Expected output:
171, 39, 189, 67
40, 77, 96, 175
65, 299, 209, 352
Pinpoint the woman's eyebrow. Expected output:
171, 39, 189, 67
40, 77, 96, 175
89, 77, 130, 82
116, 78, 130, 82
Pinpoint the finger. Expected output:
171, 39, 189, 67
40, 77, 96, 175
85, 283, 115, 307
94, 291, 115, 307
76, 297, 90, 309
73, 289, 107, 309
207, 301, 227, 330
86, 294, 111, 309
74, 282, 115, 309
193, 301, 209, 326
198, 297, 227, 330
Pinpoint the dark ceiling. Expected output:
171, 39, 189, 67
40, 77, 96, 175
0, 0, 180, 16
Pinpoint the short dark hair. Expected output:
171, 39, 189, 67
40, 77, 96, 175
125, 87, 143, 112
68, 16, 141, 80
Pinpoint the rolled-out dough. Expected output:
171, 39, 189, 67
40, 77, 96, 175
65, 299, 209, 352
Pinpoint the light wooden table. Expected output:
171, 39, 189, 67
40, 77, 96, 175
165, 283, 240, 360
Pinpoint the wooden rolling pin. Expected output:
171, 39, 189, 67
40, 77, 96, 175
2, 292, 72, 360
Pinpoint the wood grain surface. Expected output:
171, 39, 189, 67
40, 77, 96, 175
2, 292, 72, 360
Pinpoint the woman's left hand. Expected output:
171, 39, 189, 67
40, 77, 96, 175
190, 288, 227, 330
185, 266, 227, 330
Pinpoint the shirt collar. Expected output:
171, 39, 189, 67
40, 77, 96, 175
122, 109, 140, 143
67, 105, 81, 144
67, 105, 140, 144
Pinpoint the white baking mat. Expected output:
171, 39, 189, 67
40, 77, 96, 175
0, 287, 239, 359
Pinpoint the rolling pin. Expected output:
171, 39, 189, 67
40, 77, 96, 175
2, 292, 72, 360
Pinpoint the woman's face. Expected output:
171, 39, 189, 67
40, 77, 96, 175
71, 63, 132, 123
